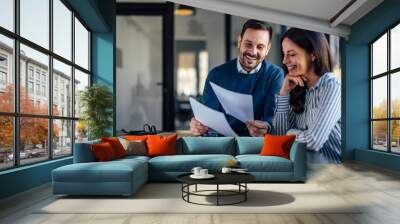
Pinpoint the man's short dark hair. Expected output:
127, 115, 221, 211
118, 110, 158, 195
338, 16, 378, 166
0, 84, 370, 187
240, 19, 273, 40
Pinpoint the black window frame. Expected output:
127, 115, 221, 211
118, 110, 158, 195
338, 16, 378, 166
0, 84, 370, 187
370, 19, 400, 154
0, 0, 92, 171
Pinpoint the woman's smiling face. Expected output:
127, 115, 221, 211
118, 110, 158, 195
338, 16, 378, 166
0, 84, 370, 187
282, 37, 314, 77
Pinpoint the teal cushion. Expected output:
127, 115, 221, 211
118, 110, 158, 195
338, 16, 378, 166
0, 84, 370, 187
73, 139, 101, 163
236, 155, 293, 172
149, 154, 235, 172
179, 137, 235, 155
236, 137, 263, 155
52, 159, 147, 183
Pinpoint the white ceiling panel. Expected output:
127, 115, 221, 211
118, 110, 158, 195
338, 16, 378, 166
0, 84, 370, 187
117, 0, 384, 38
222, 0, 352, 21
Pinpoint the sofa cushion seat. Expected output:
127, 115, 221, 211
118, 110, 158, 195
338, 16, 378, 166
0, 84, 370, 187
53, 159, 147, 183
236, 155, 293, 172
115, 155, 150, 163
149, 154, 235, 172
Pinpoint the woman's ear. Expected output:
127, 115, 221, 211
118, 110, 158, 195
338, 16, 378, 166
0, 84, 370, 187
311, 52, 316, 62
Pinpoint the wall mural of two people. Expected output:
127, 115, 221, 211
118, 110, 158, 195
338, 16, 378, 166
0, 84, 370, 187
189, 20, 342, 164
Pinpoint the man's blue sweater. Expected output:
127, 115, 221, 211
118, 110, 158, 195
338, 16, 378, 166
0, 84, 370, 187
202, 59, 284, 136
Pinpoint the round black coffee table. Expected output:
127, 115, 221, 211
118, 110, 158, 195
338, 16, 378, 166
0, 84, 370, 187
177, 173, 255, 206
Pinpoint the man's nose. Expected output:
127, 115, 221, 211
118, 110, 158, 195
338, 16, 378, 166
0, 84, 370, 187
250, 46, 257, 55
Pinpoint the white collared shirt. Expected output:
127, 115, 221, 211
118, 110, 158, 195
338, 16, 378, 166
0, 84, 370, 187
236, 57, 262, 74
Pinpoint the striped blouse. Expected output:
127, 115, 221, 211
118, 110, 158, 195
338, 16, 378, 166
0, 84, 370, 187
273, 73, 342, 163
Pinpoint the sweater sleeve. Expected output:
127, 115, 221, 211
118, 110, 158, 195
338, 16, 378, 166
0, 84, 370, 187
295, 81, 341, 151
262, 68, 284, 132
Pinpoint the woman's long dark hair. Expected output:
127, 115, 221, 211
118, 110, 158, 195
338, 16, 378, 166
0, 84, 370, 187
281, 28, 333, 113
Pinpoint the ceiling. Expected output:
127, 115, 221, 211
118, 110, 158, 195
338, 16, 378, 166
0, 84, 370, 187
117, 0, 384, 38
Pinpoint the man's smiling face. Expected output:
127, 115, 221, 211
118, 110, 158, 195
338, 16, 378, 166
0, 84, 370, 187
237, 28, 271, 72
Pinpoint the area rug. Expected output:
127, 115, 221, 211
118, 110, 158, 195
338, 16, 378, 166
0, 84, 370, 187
37, 183, 362, 214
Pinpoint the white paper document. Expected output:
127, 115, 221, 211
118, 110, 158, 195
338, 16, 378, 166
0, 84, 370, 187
210, 82, 254, 123
189, 97, 238, 137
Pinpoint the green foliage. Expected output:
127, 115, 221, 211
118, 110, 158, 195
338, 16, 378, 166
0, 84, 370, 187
79, 84, 113, 140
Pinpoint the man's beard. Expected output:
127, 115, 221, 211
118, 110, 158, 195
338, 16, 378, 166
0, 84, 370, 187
240, 52, 262, 71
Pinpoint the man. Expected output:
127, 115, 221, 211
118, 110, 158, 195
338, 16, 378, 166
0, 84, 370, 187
190, 19, 284, 136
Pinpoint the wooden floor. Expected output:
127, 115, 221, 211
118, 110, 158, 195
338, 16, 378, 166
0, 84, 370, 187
1, 162, 400, 224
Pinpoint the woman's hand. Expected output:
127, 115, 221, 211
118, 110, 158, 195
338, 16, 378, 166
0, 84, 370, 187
279, 74, 307, 96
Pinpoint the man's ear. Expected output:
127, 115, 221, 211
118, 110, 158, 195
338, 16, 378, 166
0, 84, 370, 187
237, 35, 242, 49
265, 43, 272, 56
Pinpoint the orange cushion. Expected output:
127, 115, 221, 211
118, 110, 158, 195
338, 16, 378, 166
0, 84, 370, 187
146, 134, 177, 157
101, 137, 127, 158
124, 135, 148, 141
91, 142, 117, 161
259, 134, 296, 159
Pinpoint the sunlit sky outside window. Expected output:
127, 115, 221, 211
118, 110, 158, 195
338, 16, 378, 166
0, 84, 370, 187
0, 0, 13, 31
372, 33, 387, 76
373, 77, 387, 108
0, 0, 88, 75
391, 24, 400, 70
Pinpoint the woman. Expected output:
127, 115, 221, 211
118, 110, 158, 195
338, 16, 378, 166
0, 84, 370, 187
274, 28, 341, 163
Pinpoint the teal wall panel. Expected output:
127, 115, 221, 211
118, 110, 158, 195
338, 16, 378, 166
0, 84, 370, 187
66, 0, 110, 32
0, 158, 72, 199
91, 0, 116, 135
344, 0, 400, 171
355, 149, 400, 172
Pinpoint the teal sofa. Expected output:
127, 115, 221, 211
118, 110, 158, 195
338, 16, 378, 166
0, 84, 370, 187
52, 137, 306, 196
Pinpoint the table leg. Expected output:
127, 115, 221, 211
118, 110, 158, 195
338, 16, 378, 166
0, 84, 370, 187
181, 184, 183, 199
187, 184, 190, 202
217, 184, 219, 206
245, 183, 247, 201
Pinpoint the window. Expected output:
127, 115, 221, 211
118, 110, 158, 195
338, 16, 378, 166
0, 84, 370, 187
0, 53, 9, 88
0, 0, 14, 32
0, 71, 6, 85
0, 35, 13, 113
53, 59, 71, 117
53, 0, 72, 60
370, 23, 400, 154
28, 81, 34, 94
0, 116, 13, 170
74, 69, 89, 119
53, 119, 72, 158
74, 17, 90, 70
28, 67, 34, 80
0, 0, 91, 170
0, 55, 7, 67
20, 0, 49, 49
42, 85, 46, 97
35, 84, 40, 95
35, 70, 41, 81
